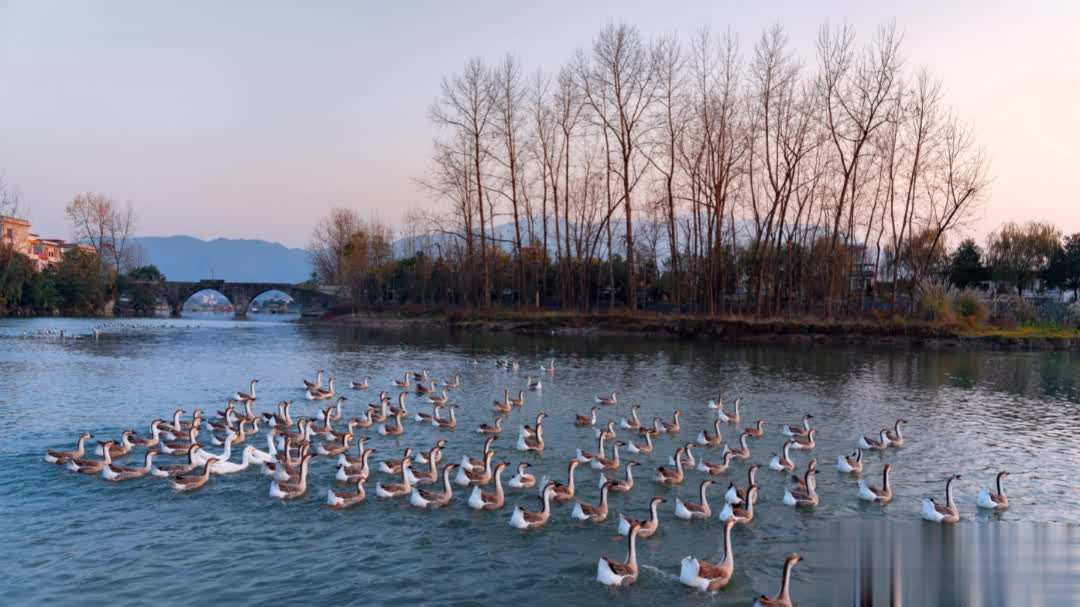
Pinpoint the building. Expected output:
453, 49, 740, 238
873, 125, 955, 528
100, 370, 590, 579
1, 215, 96, 270
1, 215, 31, 256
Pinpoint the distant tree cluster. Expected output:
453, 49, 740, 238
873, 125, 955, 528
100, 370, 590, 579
943, 225, 1080, 299
404, 21, 987, 315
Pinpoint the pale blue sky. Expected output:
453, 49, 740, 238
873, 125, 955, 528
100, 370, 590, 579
1, 0, 1077, 247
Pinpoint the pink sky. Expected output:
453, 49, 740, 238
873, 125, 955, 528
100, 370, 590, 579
1, 0, 1077, 248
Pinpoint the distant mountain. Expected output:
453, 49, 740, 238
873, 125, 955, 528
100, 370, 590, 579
132, 236, 310, 283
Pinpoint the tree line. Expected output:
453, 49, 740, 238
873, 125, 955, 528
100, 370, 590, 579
371, 21, 989, 316
947, 225, 1080, 300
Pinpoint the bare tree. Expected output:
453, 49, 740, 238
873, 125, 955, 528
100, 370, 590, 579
65, 192, 137, 273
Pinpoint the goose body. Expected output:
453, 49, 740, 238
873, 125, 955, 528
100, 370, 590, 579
591, 441, 624, 471
67, 441, 112, 474
508, 462, 535, 489
596, 522, 642, 587
782, 469, 819, 507
782, 414, 813, 437
617, 496, 664, 537
350, 376, 371, 390
680, 518, 736, 591
45, 432, 92, 464
269, 455, 313, 499
857, 464, 893, 503
717, 486, 757, 523
790, 428, 816, 450
654, 447, 686, 484
725, 465, 760, 505
412, 463, 460, 508
103, 450, 156, 481
659, 410, 681, 433
169, 458, 218, 491
307, 378, 337, 401
375, 456, 413, 498
327, 479, 366, 508
697, 451, 735, 475
475, 417, 503, 435
837, 448, 863, 473
743, 419, 766, 438
716, 397, 741, 423
94, 430, 136, 457
235, 379, 258, 402
431, 404, 457, 429
626, 433, 653, 454
129, 421, 164, 448
675, 479, 715, 520
769, 441, 796, 471
859, 429, 891, 450
150, 445, 202, 477
303, 370, 324, 391
668, 442, 696, 467
922, 475, 961, 522
516, 413, 547, 452
599, 461, 638, 492
466, 462, 507, 510
336, 448, 375, 483
594, 420, 616, 441
976, 471, 1010, 509
572, 482, 612, 522
884, 419, 907, 447
210, 446, 259, 474
753, 554, 802, 607
620, 405, 642, 430
721, 432, 752, 461
595, 391, 619, 406
697, 419, 724, 447
509, 482, 556, 529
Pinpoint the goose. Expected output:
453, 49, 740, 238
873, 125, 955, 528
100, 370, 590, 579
268, 442, 311, 481
160, 409, 186, 434
538, 459, 579, 502
412, 462, 461, 508
212, 420, 250, 446
725, 464, 761, 505
415, 379, 436, 395
522, 412, 548, 438
327, 417, 358, 442
432, 404, 458, 429
427, 388, 449, 405
595, 391, 619, 406
675, 479, 715, 520
212, 402, 237, 427
667, 442, 696, 467
782, 469, 819, 507
44, 432, 92, 464
274, 418, 311, 445
639, 417, 663, 438
316, 432, 353, 457
884, 419, 907, 447
303, 370, 324, 391
413, 368, 429, 381
591, 440, 624, 471
516, 413, 547, 452
787, 459, 818, 492
351, 376, 372, 390
235, 379, 258, 402
103, 450, 157, 481
858, 464, 893, 504
159, 427, 200, 455
507, 361, 520, 372
837, 448, 863, 474
444, 374, 461, 389
509, 481, 556, 530
328, 396, 346, 422
378, 411, 406, 437
769, 440, 796, 472
782, 414, 813, 437
595, 521, 643, 587
467, 461, 509, 510
456, 449, 496, 487
336, 448, 376, 483
717, 485, 758, 523
129, 420, 164, 448
263, 401, 294, 428
721, 431, 752, 461
508, 390, 525, 407
706, 392, 724, 409
169, 458, 218, 492
94, 430, 136, 457
576, 434, 606, 464
680, 517, 737, 591
627, 433, 653, 454
393, 373, 411, 388
599, 461, 639, 492
525, 376, 542, 391
922, 475, 961, 522
620, 405, 642, 430
617, 496, 664, 537
151, 445, 202, 477
406, 446, 443, 485
415, 403, 442, 424
194, 433, 238, 466
654, 447, 686, 484
269, 454, 313, 499
350, 410, 376, 429
572, 481, 612, 522
697, 419, 724, 447
744, 419, 766, 438
367, 400, 389, 424
210, 445, 259, 474
697, 451, 736, 475
660, 411, 682, 434
461, 436, 497, 473
508, 462, 536, 489
327, 479, 366, 509
163, 416, 202, 442
307, 377, 336, 401
716, 397, 741, 423
380, 448, 415, 475
175, 409, 205, 432
540, 359, 555, 372
308, 407, 336, 438
493, 389, 512, 413
977, 471, 1010, 510
575, 407, 600, 427
375, 456, 414, 498
753, 554, 803, 607
790, 428, 816, 450
859, 429, 891, 450
475, 417, 504, 435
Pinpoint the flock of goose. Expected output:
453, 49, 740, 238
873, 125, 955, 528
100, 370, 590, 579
43, 358, 1012, 605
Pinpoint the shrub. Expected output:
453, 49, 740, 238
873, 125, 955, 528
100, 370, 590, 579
916, 279, 955, 323
953, 290, 989, 329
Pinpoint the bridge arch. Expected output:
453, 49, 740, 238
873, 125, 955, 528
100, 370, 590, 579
145, 280, 338, 318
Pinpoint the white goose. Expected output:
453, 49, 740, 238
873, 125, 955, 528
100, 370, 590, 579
595, 521, 643, 587
508, 462, 535, 489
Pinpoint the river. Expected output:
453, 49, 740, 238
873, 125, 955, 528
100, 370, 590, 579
2, 315, 1079, 605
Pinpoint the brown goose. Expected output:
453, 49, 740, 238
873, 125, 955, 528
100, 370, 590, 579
151, 444, 202, 477
859, 429, 890, 450
508, 462, 536, 489
544, 459, 580, 501
572, 481, 613, 523
335, 448, 375, 483
680, 518, 737, 591
725, 464, 761, 505
327, 478, 366, 509
595, 391, 619, 405
431, 404, 458, 429
94, 430, 136, 457
659, 410, 681, 434
129, 420, 164, 448
591, 440, 624, 471
977, 471, 1010, 510
44, 432, 92, 464
169, 458, 218, 492
753, 554, 803, 607
328, 396, 347, 422
595, 521, 643, 587
460, 436, 496, 472
782, 414, 813, 437
718, 485, 758, 523
103, 450, 157, 481
697, 450, 736, 475
922, 474, 961, 522
235, 379, 258, 402
376, 455, 415, 498
467, 461, 508, 510
378, 411, 406, 437
619, 404, 643, 430
493, 389, 512, 413
675, 479, 716, 520
508, 390, 525, 407
790, 428, 816, 450
769, 440, 796, 472
599, 461, 640, 492
379, 447, 415, 475
517, 413, 547, 452
858, 464, 893, 504
316, 432, 353, 457
509, 481, 556, 529
787, 459, 818, 493
884, 419, 907, 447
303, 370, 324, 391
782, 469, 819, 507
627, 432, 653, 454
593, 420, 616, 440
456, 449, 496, 487
412, 462, 460, 508
617, 496, 664, 537
654, 447, 686, 484
721, 431, 752, 461
475, 417, 504, 435
351, 376, 372, 390
270, 454, 313, 499
66, 441, 112, 474
744, 419, 766, 438
837, 448, 863, 474
697, 419, 724, 447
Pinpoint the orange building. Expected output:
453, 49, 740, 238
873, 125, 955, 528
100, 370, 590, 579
1, 215, 31, 256
2, 215, 96, 270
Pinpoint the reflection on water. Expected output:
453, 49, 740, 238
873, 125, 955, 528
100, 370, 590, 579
1, 317, 1078, 605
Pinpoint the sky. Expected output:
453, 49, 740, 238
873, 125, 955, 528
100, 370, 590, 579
1, 0, 1077, 249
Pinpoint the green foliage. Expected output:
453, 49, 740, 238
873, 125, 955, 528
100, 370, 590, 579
953, 290, 988, 328
986, 221, 1062, 295
128, 264, 165, 281
1043, 233, 1080, 297
53, 249, 114, 314
947, 239, 988, 289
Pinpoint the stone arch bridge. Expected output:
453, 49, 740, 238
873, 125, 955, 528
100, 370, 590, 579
138, 280, 340, 317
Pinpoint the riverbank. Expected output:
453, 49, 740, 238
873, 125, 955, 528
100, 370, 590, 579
309, 310, 1080, 351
